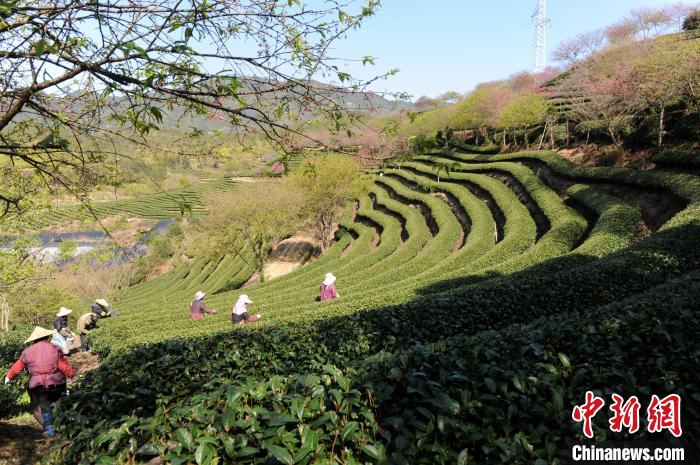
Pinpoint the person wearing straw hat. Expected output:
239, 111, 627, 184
319, 273, 339, 302
91, 298, 118, 319
53, 307, 73, 338
231, 294, 261, 324
4, 327, 75, 438
52, 307, 76, 354
76, 312, 99, 351
190, 291, 216, 319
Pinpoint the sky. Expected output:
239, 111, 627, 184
326, 0, 688, 99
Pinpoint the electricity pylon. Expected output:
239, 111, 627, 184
533, 0, 548, 73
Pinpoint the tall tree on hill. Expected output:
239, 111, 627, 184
666, 3, 697, 32
497, 93, 550, 147
205, 181, 306, 283
552, 31, 605, 66
629, 8, 673, 39
564, 60, 643, 146
634, 38, 700, 146
290, 154, 369, 253
0, 0, 392, 220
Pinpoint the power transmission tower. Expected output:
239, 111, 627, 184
532, 0, 548, 73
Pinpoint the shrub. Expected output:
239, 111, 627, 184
408, 135, 439, 153
148, 236, 174, 261
9, 284, 77, 327
682, 10, 700, 31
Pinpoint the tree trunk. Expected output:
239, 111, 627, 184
502, 130, 507, 147
538, 123, 547, 150
565, 119, 570, 147
549, 124, 555, 148
657, 106, 665, 147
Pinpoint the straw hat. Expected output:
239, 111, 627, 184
24, 327, 55, 344
237, 294, 253, 304
194, 291, 206, 301
323, 273, 336, 286
56, 307, 72, 317
95, 298, 110, 308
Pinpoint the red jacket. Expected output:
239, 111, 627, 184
6, 340, 75, 389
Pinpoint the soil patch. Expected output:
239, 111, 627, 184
67, 352, 100, 386
0, 417, 49, 465
263, 234, 318, 281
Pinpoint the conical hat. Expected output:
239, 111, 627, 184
24, 327, 55, 344
323, 273, 336, 285
95, 298, 110, 308
56, 307, 72, 317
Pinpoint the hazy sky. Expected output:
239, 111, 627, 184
328, 0, 689, 99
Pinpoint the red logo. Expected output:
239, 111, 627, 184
572, 391, 606, 439
572, 392, 682, 439
647, 394, 682, 437
609, 394, 641, 434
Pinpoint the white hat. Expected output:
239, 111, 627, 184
56, 307, 72, 317
237, 294, 253, 304
25, 327, 55, 344
194, 291, 206, 301
323, 273, 336, 285
95, 298, 110, 308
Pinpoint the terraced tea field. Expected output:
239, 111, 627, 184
32, 177, 236, 228
16, 149, 700, 464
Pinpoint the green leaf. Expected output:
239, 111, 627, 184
269, 412, 298, 426
195, 443, 214, 465
457, 448, 470, 465
484, 377, 497, 393
558, 353, 571, 368
360, 444, 383, 460
149, 106, 163, 123
176, 429, 194, 450
265, 444, 293, 465
237, 447, 259, 457
341, 421, 359, 442
34, 39, 47, 56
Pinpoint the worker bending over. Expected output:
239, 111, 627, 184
76, 312, 98, 351
92, 298, 118, 319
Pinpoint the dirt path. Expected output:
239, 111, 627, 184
0, 351, 100, 465
0, 416, 50, 465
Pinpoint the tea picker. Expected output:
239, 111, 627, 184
190, 291, 217, 319
4, 326, 76, 437
231, 294, 261, 324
